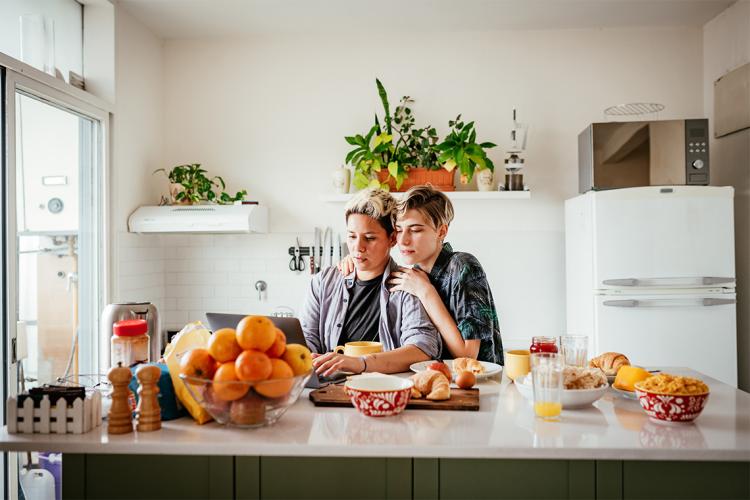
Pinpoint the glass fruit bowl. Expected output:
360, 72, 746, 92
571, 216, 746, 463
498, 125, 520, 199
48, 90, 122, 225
179, 371, 312, 428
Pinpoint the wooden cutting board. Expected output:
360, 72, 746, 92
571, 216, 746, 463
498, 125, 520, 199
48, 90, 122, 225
309, 384, 479, 411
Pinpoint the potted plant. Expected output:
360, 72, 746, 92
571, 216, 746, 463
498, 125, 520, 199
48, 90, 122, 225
435, 115, 497, 185
153, 164, 247, 205
345, 79, 406, 191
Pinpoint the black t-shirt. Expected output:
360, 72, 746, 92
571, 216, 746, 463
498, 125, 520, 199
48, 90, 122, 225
338, 273, 383, 345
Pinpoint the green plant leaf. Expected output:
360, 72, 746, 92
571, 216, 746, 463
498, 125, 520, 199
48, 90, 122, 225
443, 159, 457, 172
375, 78, 392, 134
388, 161, 399, 178
345, 136, 359, 146
354, 172, 371, 189
480, 142, 497, 148
368, 178, 382, 189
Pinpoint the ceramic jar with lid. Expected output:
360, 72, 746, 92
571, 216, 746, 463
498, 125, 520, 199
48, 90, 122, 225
111, 319, 150, 368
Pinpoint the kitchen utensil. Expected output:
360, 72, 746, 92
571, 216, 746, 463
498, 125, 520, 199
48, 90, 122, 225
334, 341, 383, 357
634, 384, 709, 423
135, 364, 162, 432
322, 226, 333, 269
409, 360, 502, 380
289, 237, 305, 272
107, 363, 134, 434
504, 349, 531, 381
559, 335, 588, 367
180, 371, 312, 428
314, 227, 322, 273
309, 384, 480, 411
516, 374, 608, 409
531, 352, 563, 420
344, 374, 413, 417
100, 302, 161, 374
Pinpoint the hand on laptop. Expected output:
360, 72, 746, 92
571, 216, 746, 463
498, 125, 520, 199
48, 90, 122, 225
313, 351, 366, 377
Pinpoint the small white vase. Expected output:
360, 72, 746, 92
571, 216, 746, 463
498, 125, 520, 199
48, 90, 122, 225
332, 167, 351, 194
476, 169, 494, 191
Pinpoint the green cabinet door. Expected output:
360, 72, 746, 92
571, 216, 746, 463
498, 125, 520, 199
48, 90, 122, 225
257, 457, 410, 500
622, 461, 750, 500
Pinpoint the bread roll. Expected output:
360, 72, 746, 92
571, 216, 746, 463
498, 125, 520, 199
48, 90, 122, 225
588, 352, 630, 376
410, 370, 451, 400
453, 357, 485, 374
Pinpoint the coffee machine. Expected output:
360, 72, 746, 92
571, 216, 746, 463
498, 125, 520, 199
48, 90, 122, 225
100, 302, 161, 372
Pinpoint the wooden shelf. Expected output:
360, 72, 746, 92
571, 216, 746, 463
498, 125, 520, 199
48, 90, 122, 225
319, 191, 531, 202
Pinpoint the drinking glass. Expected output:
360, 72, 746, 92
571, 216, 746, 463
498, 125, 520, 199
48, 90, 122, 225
559, 335, 588, 367
531, 352, 563, 420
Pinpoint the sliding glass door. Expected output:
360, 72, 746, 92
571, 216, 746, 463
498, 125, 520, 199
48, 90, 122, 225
3, 68, 108, 500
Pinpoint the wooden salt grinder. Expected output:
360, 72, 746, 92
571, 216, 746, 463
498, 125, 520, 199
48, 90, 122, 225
136, 364, 162, 432
107, 362, 134, 435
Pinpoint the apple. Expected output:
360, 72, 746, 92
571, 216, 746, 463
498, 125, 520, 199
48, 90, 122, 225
428, 361, 452, 380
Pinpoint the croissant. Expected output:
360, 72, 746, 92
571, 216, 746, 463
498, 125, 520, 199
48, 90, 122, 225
588, 352, 630, 376
410, 370, 451, 401
453, 357, 484, 374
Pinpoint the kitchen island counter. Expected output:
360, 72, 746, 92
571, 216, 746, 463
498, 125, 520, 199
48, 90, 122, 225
0, 368, 748, 462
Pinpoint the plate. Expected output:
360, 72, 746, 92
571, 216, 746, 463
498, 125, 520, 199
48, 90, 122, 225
612, 386, 638, 400
515, 375, 608, 409
409, 360, 502, 380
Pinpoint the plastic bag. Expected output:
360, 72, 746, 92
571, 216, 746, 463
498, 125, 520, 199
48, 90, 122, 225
163, 321, 212, 424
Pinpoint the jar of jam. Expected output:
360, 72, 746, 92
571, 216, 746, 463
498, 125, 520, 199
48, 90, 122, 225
111, 319, 150, 367
530, 336, 558, 354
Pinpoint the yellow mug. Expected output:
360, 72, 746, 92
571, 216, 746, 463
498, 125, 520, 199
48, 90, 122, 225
334, 341, 383, 357
505, 349, 531, 382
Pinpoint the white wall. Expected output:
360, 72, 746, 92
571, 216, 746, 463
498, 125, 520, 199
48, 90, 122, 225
0, 0, 82, 78
703, 0, 750, 390
150, 28, 704, 345
112, 6, 165, 312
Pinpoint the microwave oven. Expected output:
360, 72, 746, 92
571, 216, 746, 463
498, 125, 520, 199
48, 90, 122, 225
577, 119, 709, 193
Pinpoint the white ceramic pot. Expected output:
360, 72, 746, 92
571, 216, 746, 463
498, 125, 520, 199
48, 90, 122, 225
476, 168, 494, 191
332, 167, 351, 194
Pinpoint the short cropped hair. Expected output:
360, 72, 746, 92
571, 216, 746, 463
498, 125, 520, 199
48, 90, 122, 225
345, 188, 397, 235
396, 184, 455, 229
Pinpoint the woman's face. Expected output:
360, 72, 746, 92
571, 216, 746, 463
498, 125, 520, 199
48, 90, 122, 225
346, 214, 396, 277
395, 209, 446, 266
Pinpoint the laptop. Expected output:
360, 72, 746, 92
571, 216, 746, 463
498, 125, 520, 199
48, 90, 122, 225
205, 312, 346, 389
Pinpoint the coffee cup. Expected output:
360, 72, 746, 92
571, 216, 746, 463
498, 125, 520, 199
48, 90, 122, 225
334, 341, 383, 357
505, 349, 531, 381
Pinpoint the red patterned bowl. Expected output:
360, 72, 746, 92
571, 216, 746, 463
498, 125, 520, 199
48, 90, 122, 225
344, 375, 413, 417
634, 383, 710, 423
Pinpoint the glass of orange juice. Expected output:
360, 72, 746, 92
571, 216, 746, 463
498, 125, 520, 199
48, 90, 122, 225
531, 352, 563, 420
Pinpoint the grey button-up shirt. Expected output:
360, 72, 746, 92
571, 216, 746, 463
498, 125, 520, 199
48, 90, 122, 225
300, 258, 441, 358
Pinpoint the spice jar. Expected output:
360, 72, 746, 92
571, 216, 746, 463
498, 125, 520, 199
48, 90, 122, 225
111, 319, 149, 368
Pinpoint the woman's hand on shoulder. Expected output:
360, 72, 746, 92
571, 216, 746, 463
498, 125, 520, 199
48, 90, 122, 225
388, 266, 433, 300
336, 255, 355, 276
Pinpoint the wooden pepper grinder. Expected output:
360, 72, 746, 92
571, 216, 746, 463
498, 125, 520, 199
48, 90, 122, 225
107, 362, 134, 435
136, 364, 162, 432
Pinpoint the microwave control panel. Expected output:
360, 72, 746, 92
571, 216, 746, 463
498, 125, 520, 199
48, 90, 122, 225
685, 119, 709, 185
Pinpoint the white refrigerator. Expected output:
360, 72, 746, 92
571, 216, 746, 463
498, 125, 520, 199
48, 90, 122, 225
565, 186, 737, 386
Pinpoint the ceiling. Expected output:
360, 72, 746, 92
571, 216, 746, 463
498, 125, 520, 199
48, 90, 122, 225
117, 0, 735, 39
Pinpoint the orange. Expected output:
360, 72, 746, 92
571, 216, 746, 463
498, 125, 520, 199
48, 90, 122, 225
236, 315, 276, 351
207, 328, 243, 363
212, 362, 250, 401
235, 349, 273, 382
179, 348, 217, 380
265, 328, 287, 358
255, 359, 294, 399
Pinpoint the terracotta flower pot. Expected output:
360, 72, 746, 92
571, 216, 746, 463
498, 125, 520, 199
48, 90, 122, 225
376, 167, 455, 192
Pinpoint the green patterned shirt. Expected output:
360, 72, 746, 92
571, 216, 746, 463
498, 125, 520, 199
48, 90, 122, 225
426, 242, 504, 365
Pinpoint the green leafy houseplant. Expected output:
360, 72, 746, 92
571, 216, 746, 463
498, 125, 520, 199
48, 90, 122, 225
154, 164, 247, 205
435, 115, 497, 183
345, 79, 406, 190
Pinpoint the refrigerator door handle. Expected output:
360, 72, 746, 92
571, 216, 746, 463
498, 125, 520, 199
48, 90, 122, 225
603, 298, 736, 308
602, 277, 735, 287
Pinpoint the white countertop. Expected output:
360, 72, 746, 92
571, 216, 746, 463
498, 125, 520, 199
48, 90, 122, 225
1, 368, 748, 461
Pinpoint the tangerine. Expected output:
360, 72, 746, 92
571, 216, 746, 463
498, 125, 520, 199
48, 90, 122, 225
236, 315, 276, 351
235, 349, 273, 382
255, 359, 294, 399
207, 328, 243, 363
179, 348, 217, 380
265, 328, 287, 358
212, 362, 250, 401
